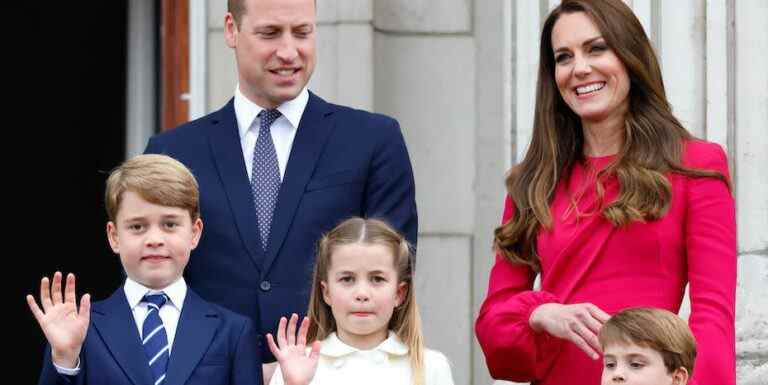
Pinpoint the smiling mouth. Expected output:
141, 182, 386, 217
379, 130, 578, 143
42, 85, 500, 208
269, 68, 300, 77
575, 82, 606, 95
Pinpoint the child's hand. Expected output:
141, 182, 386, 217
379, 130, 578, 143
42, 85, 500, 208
266, 314, 321, 385
27, 272, 91, 368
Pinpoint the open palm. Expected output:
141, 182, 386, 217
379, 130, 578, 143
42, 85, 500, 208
267, 314, 321, 385
27, 272, 91, 368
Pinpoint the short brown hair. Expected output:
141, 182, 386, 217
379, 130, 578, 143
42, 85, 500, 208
105, 154, 200, 222
227, 0, 316, 28
599, 307, 696, 374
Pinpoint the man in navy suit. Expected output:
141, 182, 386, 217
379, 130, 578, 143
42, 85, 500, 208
28, 155, 261, 385
144, 0, 417, 380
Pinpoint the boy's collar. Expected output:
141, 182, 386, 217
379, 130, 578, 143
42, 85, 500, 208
320, 331, 409, 358
123, 276, 187, 311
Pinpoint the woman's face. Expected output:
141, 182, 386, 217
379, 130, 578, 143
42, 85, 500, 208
551, 12, 630, 125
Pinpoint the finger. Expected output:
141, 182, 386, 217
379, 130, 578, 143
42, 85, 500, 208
569, 322, 601, 358
27, 294, 45, 324
567, 328, 600, 360
276, 317, 288, 348
287, 313, 298, 346
266, 333, 281, 358
297, 316, 310, 346
51, 272, 63, 305
65, 273, 77, 305
79, 294, 91, 324
308, 340, 321, 361
40, 276, 52, 312
585, 303, 611, 323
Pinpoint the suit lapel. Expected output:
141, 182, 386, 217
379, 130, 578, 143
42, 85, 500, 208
91, 290, 154, 385
164, 289, 220, 385
263, 92, 335, 273
207, 100, 265, 270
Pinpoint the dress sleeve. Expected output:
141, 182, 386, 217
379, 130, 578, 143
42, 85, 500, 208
684, 143, 736, 385
474, 195, 562, 382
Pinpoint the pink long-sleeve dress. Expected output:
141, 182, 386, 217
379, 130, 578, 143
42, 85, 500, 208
475, 140, 736, 385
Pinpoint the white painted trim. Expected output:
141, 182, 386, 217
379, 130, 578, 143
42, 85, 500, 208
705, 0, 728, 148
515, 1, 540, 162
189, 0, 208, 120
126, 0, 157, 158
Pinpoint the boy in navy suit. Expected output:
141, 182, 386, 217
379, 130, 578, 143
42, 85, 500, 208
27, 154, 262, 385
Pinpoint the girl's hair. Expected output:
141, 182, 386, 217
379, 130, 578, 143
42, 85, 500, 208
307, 217, 425, 385
494, 0, 728, 272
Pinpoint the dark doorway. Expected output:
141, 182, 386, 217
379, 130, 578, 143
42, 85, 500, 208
7, 2, 130, 381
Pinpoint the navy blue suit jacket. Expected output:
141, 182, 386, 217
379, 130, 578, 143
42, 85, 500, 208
144, 92, 418, 360
37, 287, 262, 385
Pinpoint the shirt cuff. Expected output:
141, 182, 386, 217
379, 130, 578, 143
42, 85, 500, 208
53, 357, 81, 376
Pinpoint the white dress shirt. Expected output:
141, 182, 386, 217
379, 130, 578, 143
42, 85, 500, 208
234, 84, 309, 182
269, 331, 455, 385
54, 277, 188, 375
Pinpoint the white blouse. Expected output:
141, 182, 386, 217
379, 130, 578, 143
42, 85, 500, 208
269, 331, 455, 385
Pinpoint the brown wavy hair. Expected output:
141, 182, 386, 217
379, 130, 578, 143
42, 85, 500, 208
495, 0, 728, 272
306, 218, 425, 385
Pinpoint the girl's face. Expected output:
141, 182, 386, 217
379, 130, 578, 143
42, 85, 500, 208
321, 242, 406, 350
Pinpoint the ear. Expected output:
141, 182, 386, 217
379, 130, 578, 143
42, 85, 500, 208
224, 13, 238, 48
106, 222, 120, 254
395, 282, 407, 307
671, 367, 689, 385
321, 281, 330, 305
190, 218, 203, 250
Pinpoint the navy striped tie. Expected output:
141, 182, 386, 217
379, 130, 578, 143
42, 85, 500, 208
141, 293, 169, 385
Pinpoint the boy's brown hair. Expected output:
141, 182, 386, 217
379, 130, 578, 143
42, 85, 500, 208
105, 154, 200, 222
598, 307, 697, 374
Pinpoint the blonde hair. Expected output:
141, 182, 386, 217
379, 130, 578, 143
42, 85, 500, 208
307, 218, 425, 385
105, 154, 200, 222
598, 307, 697, 374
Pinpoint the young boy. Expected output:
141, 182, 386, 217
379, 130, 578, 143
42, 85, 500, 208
598, 307, 697, 385
27, 154, 262, 385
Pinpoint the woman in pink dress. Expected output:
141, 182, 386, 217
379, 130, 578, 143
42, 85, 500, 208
474, 1, 736, 385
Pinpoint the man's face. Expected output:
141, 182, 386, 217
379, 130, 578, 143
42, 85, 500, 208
225, 0, 316, 108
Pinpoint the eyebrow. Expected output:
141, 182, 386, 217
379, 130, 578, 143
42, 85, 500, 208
553, 36, 604, 54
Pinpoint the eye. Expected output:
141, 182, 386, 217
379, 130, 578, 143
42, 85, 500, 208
339, 276, 353, 283
590, 44, 608, 54
258, 30, 279, 38
163, 222, 179, 230
372, 276, 387, 283
128, 224, 144, 231
604, 362, 616, 369
554, 53, 572, 64
630, 362, 645, 369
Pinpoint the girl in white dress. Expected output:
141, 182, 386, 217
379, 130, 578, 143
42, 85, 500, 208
266, 218, 455, 385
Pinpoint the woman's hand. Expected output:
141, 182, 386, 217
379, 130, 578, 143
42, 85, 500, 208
266, 314, 321, 385
529, 302, 610, 359
27, 272, 91, 368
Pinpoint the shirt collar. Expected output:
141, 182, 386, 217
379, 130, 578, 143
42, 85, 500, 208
123, 276, 187, 311
320, 331, 409, 358
233, 84, 308, 140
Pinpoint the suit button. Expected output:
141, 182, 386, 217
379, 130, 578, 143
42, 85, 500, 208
260, 280, 271, 291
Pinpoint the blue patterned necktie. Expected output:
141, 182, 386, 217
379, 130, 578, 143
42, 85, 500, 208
141, 293, 169, 385
251, 109, 282, 251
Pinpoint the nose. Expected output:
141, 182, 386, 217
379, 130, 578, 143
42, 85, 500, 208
573, 53, 592, 77
611, 369, 625, 383
275, 35, 299, 63
354, 283, 371, 302
145, 226, 165, 248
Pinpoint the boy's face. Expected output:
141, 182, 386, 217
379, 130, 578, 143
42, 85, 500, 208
602, 343, 689, 385
107, 191, 202, 290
